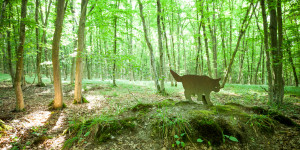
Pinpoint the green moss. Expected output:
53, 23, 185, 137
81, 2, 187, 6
131, 103, 153, 112
188, 110, 215, 117
0, 119, 12, 137
73, 97, 89, 104
155, 99, 176, 108
250, 106, 297, 127
48, 100, 67, 109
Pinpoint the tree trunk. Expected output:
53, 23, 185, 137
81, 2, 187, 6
261, 0, 273, 101
221, 2, 257, 88
74, 0, 89, 104
237, 37, 246, 83
137, 0, 161, 92
14, 0, 28, 111
52, 0, 66, 109
161, 9, 174, 86
112, 1, 118, 87
7, 4, 14, 85
207, 2, 218, 78
70, 0, 77, 84
157, 0, 165, 93
35, 0, 43, 86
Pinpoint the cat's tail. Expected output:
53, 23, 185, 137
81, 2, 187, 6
170, 70, 182, 82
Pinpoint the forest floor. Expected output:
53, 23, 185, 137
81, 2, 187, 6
0, 75, 300, 150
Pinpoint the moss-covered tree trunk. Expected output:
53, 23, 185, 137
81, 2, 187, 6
14, 0, 28, 111
52, 0, 66, 109
74, 0, 89, 103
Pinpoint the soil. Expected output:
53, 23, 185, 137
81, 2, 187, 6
0, 81, 299, 150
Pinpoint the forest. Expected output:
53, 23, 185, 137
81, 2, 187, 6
0, 0, 299, 149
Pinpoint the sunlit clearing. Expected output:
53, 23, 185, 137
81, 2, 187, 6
86, 95, 105, 110
15, 111, 51, 128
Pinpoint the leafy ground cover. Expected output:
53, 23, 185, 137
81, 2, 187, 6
0, 74, 299, 149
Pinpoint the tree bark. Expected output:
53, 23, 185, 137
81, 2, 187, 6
70, 0, 77, 84
6, 3, 14, 85
35, 0, 43, 86
161, 9, 174, 86
112, 0, 118, 87
261, 0, 273, 102
52, 0, 66, 109
74, 0, 89, 103
14, 0, 28, 111
157, 0, 165, 93
137, 0, 161, 92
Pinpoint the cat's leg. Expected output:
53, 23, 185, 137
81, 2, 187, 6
184, 91, 193, 101
204, 92, 213, 106
197, 93, 207, 105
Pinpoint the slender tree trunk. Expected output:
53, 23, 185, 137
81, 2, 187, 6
35, 0, 43, 86
138, 0, 161, 92
70, 0, 77, 84
238, 37, 246, 83
157, 0, 165, 93
74, 0, 89, 103
7, 4, 14, 85
207, 2, 218, 78
261, 0, 273, 101
285, 38, 298, 87
14, 0, 28, 111
221, 2, 257, 87
52, 0, 66, 109
161, 9, 174, 86
112, 0, 118, 87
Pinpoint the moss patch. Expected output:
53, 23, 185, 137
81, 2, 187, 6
48, 100, 67, 110
73, 97, 89, 104
131, 103, 153, 112
0, 119, 12, 137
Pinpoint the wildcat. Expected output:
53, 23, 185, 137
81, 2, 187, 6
170, 70, 221, 105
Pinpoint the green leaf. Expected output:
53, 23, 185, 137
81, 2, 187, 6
180, 133, 186, 137
197, 138, 204, 143
181, 141, 186, 147
176, 140, 180, 145
84, 131, 91, 137
229, 136, 239, 142
174, 135, 179, 139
